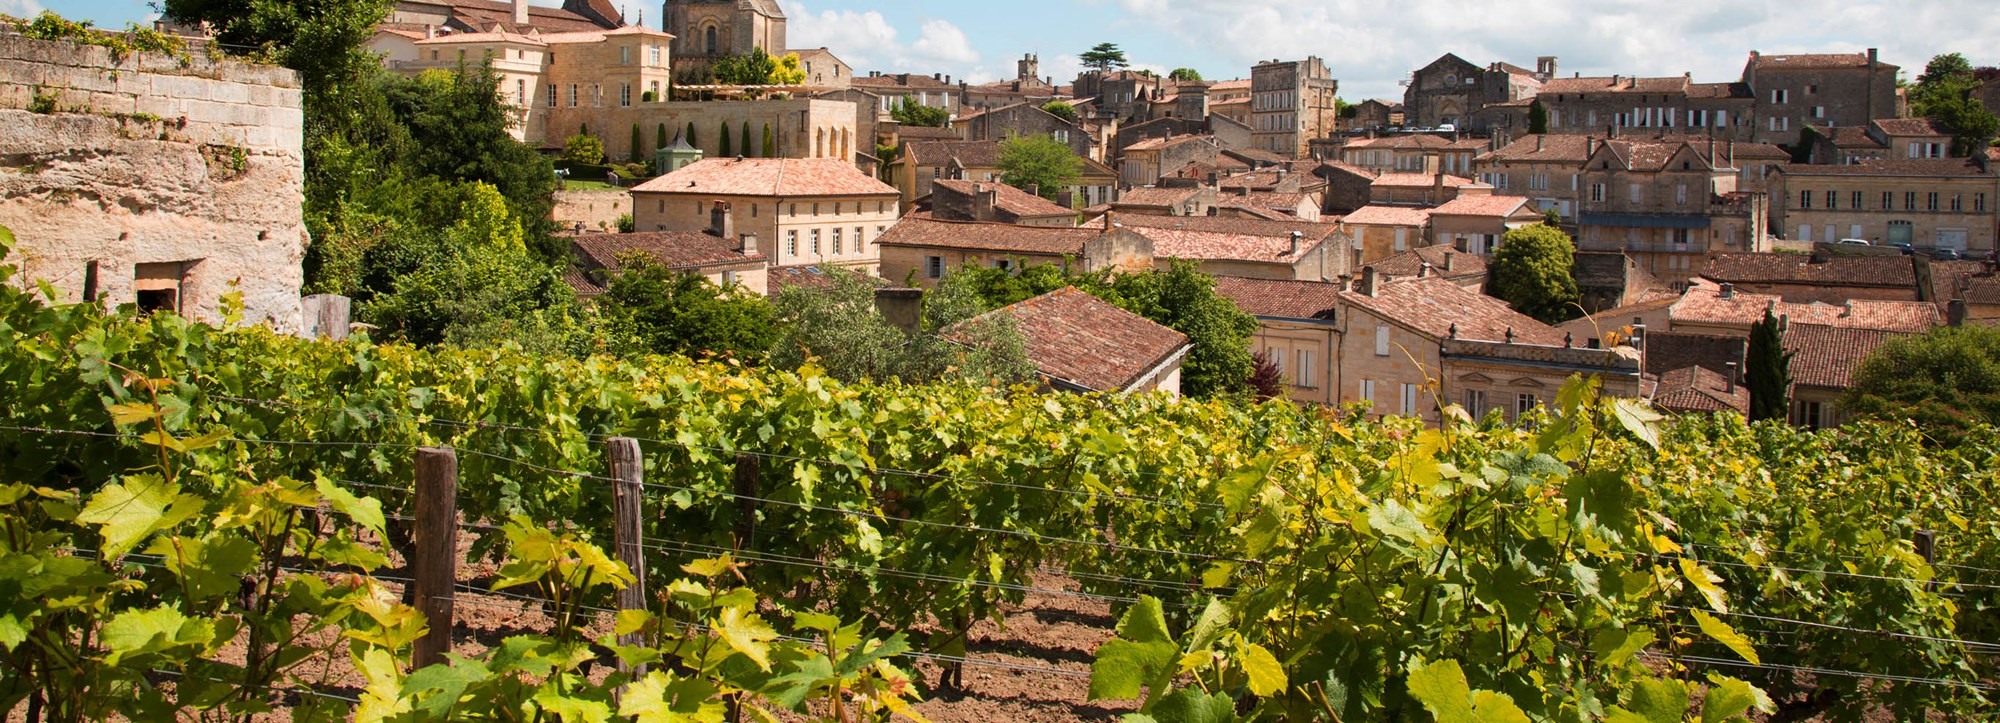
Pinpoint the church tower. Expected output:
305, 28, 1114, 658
663, 0, 787, 62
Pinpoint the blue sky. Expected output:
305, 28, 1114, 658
38, 0, 2000, 102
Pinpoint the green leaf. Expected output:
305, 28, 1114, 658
316, 477, 387, 536
1469, 691, 1533, 723
78, 476, 198, 558
0, 614, 28, 651
1622, 677, 1690, 723
1148, 687, 1237, 723
618, 672, 677, 723
101, 606, 213, 665
716, 606, 776, 671
616, 609, 653, 636
1183, 599, 1232, 652
1679, 558, 1729, 613
1611, 398, 1663, 448
1238, 643, 1286, 697
1591, 627, 1656, 669
1405, 658, 1475, 722
108, 402, 159, 426
1693, 611, 1760, 665
1090, 638, 1177, 700
1115, 596, 1174, 646
1368, 499, 1435, 554
1700, 674, 1773, 723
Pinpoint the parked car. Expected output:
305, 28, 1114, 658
1835, 238, 1872, 246
1927, 248, 1964, 260
1888, 242, 1915, 255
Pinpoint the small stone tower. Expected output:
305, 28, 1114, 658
1018, 53, 1039, 83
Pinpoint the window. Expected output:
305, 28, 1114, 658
547, 84, 557, 107
1393, 228, 1407, 252
1768, 117, 1789, 132
1591, 183, 1606, 203
1401, 384, 1420, 415
516, 79, 526, 106
1884, 191, 1894, 209
1952, 194, 1964, 212
1812, 106, 1825, 119
568, 84, 578, 107
592, 84, 601, 107
620, 83, 631, 107
1296, 350, 1315, 388
811, 229, 822, 254
1824, 191, 1836, 209
650, 46, 663, 66
1798, 224, 1811, 242
1714, 110, 1726, 127
1628, 184, 1641, 204
1771, 88, 1788, 104
1928, 192, 1940, 211
1515, 393, 1538, 420
1464, 390, 1485, 415
855, 227, 866, 253
657, 200, 665, 213
1358, 379, 1376, 403
1852, 191, 1864, 210
1978, 193, 1988, 212
1800, 190, 1812, 209
721, 270, 736, 286
1374, 325, 1391, 357
620, 46, 630, 65
925, 256, 944, 279
786, 230, 798, 257
993, 258, 1013, 271
832, 228, 843, 255
1906, 192, 1917, 211
1796, 400, 1824, 430
1675, 184, 1687, 205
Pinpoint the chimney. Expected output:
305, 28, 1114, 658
1718, 282, 1734, 299
1360, 266, 1380, 297
1025, 183, 1039, 198
1725, 361, 1739, 394
1842, 300, 1856, 318
1505, 327, 1516, 343
708, 201, 733, 239
424, 24, 436, 39
1608, 124, 1620, 140
1631, 323, 1647, 351
1289, 230, 1303, 256
1419, 262, 1432, 277
1335, 274, 1352, 291
1536, 135, 1544, 152
875, 288, 924, 335
933, 72, 941, 81
1105, 210, 1119, 228
512, 0, 528, 26
738, 232, 759, 255
1587, 136, 1598, 156
1867, 47, 1878, 67
1948, 298, 1968, 327
975, 185, 999, 220
1443, 251, 1456, 271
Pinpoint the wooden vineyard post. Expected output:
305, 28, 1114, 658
607, 437, 648, 673
1914, 529, 1937, 592
733, 453, 760, 553
412, 447, 459, 669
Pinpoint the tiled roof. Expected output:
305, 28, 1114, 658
1927, 259, 1993, 309
1342, 275, 1566, 344
897, 126, 962, 141
1783, 323, 1908, 390
1965, 275, 2000, 305
1114, 186, 1203, 208
1371, 173, 1475, 188
1429, 194, 1536, 217
539, 25, 673, 44
1644, 332, 1746, 379
1124, 134, 1213, 152
570, 232, 761, 272
902, 139, 1001, 168
1219, 170, 1297, 189
1818, 124, 1882, 149
631, 158, 898, 197
1687, 81, 1753, 99
1317, 161, 1382, 179
417, 0, 620, 33
1218, 191, 1315, 212
1702, 252, 1916, 288
933, 179, 1076, 218
1873, 117, 1952, 136
1653, 365, 1750, 414
1098, 214, 1340, 264
1339, 205, 1433, 226
1540, 75, 1688, 95
1208, 79, 1251, 92
1775, 158, 1993, 177
1342, 135, 1455, 150
1751, 52, 1890, 70
1213, 276, 1342, 319
1480, 135, 1595, 163
874, 217, 1097, 255
415, 31, 546, 45
562, 267, 608, 296
767, 265, 886, 294
1670, 280, 1941, 332
854, 73, 956, 89
949, 287, 1189, 393
1367, 245, 1486, 280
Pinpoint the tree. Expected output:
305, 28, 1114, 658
562, 133, 605, 165
1167, 68, 1202, 82
762, 124, 775, 157
1542, 208, 1563, 227
711, 48, 778, 86
997, 135, 1082, 200
1908, 53, 2000, 156
890, 97, 949, 128
1247, 351, 1285, 401
597, 256, 779, 362
656, 123, 668, 151
767, 265, 1032, 386
768, 52, 806, 85
1080, 42, 1128, 73
629, 123, 644, 163
1843, 325, 2000, 443
719, 122, 732, 157
741, 122, 753, 157
1486, 222, 1580, 324
1040, 101, 1078, 123
1528, 99, 1548, 134
1746, 309, 1795, 423
686, 121, 697, 147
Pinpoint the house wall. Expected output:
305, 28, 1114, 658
546, 98, 856, 164
1247, 318, 1338, 405
1346, 223, 1427, 266
0, 35, 306, 331
1768, 171, 1999, 254
1744, 59, 1896, 145
630, 191, 898, 270
554, 189, 630, 232
1250, 57, 1337, 158
1336, 305, 1444, 423
880, 246, 1067, 287
961, 104, 1092, 159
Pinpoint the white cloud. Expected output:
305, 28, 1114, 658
780, 1, 981, 77
1098, 0, 2000, 102
0, 0, 43, 16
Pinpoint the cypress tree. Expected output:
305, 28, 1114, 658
762, 124, 775, 157
1747, 309, 1794, 422
719, 123, 733, 157
1528, 99, 1548, 134
742, 122, 754, 157
657, 123, 668, 150
630, 123, 643, 162
686, 122, 697, 148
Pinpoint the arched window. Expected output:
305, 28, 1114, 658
704, 25, 718, 55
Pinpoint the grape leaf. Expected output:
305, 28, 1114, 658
716, 606, 777, 671
1693, 611, 1760, 665
1679, 558, 1729, 613
1621, 676, 1690, 723
1700, 673, 1774, 723
78, 475, 200, 559
1405, 658, 1475, 721
1611, 398, 1663, 449
1239, 642, 1287, 697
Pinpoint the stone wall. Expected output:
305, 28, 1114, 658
0, 34, 306, 331
554, 189, 630, 232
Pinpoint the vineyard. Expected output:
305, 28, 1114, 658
2, 248, 1998, 721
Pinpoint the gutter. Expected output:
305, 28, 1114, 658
1121, 343, 1194, 394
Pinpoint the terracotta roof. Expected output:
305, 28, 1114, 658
901, 139, 1000, 168
897, 126, 962, 141
948, 287, 1189, 393
1342, 135, 1454, 150
767, 265, 886, 294
412, 0, 620, 33
1644, 332, 1746, 379
414, 31, 545, 45
853, 73, 956, 89
1774, 158, 1994, 177
1687, 82, 1753, 99
1339, 205, 1433, 226
562, 267, 608, 296
1817, 124, 1883, 149
1213, 276, 1342, 320
1342, 275, 1566, 344
1670, 280, 1941, 332
875, 217, 1097, 255
1372, 173, 1475, 188
1751, 52, 1891, 71
1368, 245, 1486, 280
1702, 252, 1916, 289
1317, 161, 1381, 179
1218, 191, 1315, 213
1208, 79, 1251, 92
1480, 135, 1597, 163
1965, 275, 2000, 305
1124, 134, 1212, 152
1429, 194, 1537, 217
1540, 76, 1688, 95
539, 25, 673, 44
1098, 214, 1339, 264
1783, 323, 1908, 390
1928, 260, 1993, 309
569, 232, 761, 273
1114, 186, 1203, 208
933, 179, 1076, 218
1653, 365, 1750, 414
1873, 117, 1952, 136
631, 158, 898, 197
1218, 170, 1300, 189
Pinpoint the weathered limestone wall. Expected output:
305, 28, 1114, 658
0, 34, 306, 331
553, 189, 630, 232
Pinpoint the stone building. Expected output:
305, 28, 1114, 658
1337, 206, 1432, 268
790, 47, 851, 89
1092, 213, 1347, 281
927, 180, 1078, 227
550, 97, 858, 164
375, 24, 674, 145
0, 34, 307, 330
1428, 194, 1542, 256
1110, 185, 1219, 217
1338, 134, 1481, 176
629, 158, 899, 271
1664, 278, 1941, 338
1741, 50, 1899, 146
1699, 252, 1920, 304
957, 103, 1093, 161
1119, 134, 1221, 187
1804, 117, 1953, 165
1534, 74, 1756, 140
566, 228, 768, 296
1348, 99, 1395, 130
1575, 138, 1770, 287
1072, 70, 1164, 123
1207, 78, 1252, 127
384, 0, 624, 34
964, 55, 1059, 111
875, 217, 1154, 285
1572, 251, 1662, 314
662, 0, 787, 69
1767, 158, 1998, 254
1313, 161, 1380, 215
1250, 57, 1338, 158
1214, 276, 1344, 405
853, 72, 964, 119
947, 287, 1192, 396
1783, 323, 1910, 429
1401, 53, 1551, 131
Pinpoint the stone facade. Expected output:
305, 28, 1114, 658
554, 189, 631, 231
790, 48, 851, 89
0, 34, 306, 331
1250, 57, 1337, 158
1401, 53, 1550, 131
549, 97, 858, 164
1118, 135, 1220, 187
1741, 50, 1898, 146
1073, 71, 1163, 123
958, 103, 1093, 160
1575, 139, 1769, 287
1767, 159, 1999, 254
663, 0, 787, 65
376, 25, 675, 147
628, 160, 899, 271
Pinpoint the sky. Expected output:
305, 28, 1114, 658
47, 0, 2000, 102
